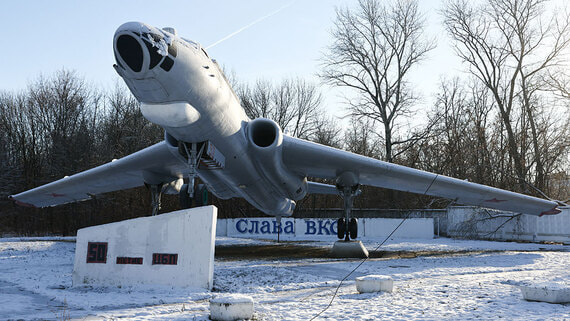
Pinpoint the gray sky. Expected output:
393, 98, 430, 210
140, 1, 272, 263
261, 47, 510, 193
0, 0, 463, 120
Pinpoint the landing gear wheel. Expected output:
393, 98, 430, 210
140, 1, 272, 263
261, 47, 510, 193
179, 183, 192, 209
337, 218, 346, 239
194, 184, 208, 207
349, 218, 358, 239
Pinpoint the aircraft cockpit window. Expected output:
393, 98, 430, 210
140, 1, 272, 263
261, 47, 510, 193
201, 48, 209, 58
116, 35, 143, 72
160, 56, 174, 71
142, 39, 163, 69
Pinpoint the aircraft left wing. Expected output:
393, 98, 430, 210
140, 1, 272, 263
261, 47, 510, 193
282, 136, 561, 216
9, 142, 187, 207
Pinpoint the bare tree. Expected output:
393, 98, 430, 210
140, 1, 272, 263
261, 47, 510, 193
344, 117, 382, 158
100, 81, 163, 160
0, 92, 25, 198
442, 0, 570, 192
237, 77, 325, 139
238, 79, 273, 120
312, 115, 343, 148
24, 70, 102, 179
414, 78, 498, 184
320, 0, 435, 162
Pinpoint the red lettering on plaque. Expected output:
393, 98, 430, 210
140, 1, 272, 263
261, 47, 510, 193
86, 242, 107, 263
116, 257, 143, 265
152, 253, 178, 265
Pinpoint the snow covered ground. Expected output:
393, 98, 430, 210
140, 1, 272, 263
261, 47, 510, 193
0, 236, 568, 320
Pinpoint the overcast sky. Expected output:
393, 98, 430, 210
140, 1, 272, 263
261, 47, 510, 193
0, 0, 463, 120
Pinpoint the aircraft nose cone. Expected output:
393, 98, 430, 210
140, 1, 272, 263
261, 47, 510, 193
116, 34, 144, 72
114, 22, 151, 73
114, 22, 173, 74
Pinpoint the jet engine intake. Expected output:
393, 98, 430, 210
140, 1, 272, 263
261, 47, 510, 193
247, 118, 307, 200
249, 118, 279, 148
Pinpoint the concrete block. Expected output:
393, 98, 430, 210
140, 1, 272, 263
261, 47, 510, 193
519, 284, 570, 304
356, 275, 394, 293
72, 206, 217, 289
210, 294, 254, 321
331, 240, 369, 258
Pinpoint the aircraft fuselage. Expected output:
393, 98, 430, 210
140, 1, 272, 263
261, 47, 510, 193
113, 22, 305, 215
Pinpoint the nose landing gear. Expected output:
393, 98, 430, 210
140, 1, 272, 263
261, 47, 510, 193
179, 183, 208, 209
178, 141, 209, 209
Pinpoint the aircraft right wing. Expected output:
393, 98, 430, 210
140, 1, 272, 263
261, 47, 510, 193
9, 141, 188, 208
282, 136, 561, 216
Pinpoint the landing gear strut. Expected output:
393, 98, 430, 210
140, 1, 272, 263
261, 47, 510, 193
179, 183, 208, 208
178, 141, 208, 209
147, 183, 164, 216
180, 142, 205, 199
336, 184, 360, 241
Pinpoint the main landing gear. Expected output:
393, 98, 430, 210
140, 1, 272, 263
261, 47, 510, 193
336, 183, 361, 241
147, 183, 164, 216
146, 180, 208, 216
332, 180, 368, 258
146, 141, 209, 216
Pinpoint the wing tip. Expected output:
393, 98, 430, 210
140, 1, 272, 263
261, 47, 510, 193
539, 207, 561, 216
8, 195, 37, 208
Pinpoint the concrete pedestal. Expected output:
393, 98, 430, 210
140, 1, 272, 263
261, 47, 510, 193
331, 240, 369, 258
72, 206, 217, 290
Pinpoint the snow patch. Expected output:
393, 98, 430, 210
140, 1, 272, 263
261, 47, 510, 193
144, 32, 172, 57
1, 237, 568, 320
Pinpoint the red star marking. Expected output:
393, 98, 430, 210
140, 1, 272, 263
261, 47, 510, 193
51, 193, 65, 197
484, 198, 507, 203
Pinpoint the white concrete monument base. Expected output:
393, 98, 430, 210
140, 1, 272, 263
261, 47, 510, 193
356, 275, 394, 293
210, 294, 254, 321
72, 206, 217, 290
519, 284, 570, 304
331, 240, 369, 258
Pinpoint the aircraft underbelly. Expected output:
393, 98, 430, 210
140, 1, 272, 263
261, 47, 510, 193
196, 141, 295, 216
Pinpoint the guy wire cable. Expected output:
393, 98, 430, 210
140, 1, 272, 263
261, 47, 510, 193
308, 174, 440, 320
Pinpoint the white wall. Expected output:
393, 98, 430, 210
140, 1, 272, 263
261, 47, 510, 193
447, 206, 570, 243
363, 218, 434, 239
73, 206, 217, 289
218, 217, 434, 240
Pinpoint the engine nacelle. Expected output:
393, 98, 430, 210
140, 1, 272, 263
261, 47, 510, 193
247, 118, 307, 201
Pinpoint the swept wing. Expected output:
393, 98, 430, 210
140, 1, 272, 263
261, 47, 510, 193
10, 142, 185, 207
282, 136, 560, 216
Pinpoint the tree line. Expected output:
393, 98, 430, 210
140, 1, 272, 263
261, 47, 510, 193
1, 0, 568, 236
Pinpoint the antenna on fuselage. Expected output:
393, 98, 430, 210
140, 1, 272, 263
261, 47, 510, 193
205, 1, 295, 50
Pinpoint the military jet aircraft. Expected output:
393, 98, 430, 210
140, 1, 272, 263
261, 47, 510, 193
10, 22, 564, 241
